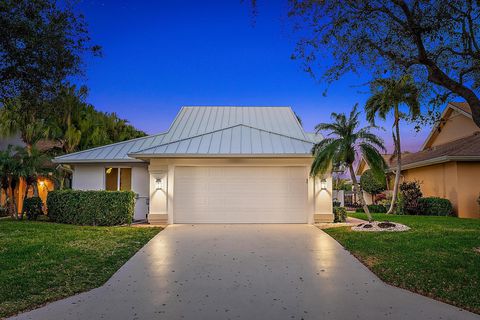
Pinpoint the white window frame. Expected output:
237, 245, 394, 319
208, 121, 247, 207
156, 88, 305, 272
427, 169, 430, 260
104, 167, 132, 191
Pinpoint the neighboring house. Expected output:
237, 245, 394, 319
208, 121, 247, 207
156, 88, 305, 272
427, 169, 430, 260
0, 133, 56, 213
357, 102, 480, 218
54, 106, 333, 224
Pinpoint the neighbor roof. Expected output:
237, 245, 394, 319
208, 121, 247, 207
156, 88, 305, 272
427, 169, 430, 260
54, 106, 321, 163
391, 132, 480, 170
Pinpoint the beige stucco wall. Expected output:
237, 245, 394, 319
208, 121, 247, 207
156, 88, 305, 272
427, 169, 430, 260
429, 110, 479, 148
148, 157, 333, 224
402, 161, 480, 218
456, 162, 480, 219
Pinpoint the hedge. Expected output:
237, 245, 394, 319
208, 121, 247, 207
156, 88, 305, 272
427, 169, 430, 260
418, 197, 454, 216
333, 207, 347, 223
47, 190, 135, 226
355, 204, 388, 213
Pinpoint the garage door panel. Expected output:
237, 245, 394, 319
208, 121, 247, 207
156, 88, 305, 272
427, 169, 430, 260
174, 166, 308, 223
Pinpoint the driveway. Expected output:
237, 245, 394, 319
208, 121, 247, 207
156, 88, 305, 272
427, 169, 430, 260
11, 225, 479, 320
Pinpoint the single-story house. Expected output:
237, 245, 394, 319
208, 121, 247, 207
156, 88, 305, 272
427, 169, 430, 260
356, 102, 480, 218
54, 106, 333, 224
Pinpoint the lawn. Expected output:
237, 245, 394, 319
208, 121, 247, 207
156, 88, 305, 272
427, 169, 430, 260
324, 213, 480, 314
0, 219, 161, 318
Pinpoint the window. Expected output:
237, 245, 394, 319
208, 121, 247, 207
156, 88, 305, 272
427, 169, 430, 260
105, 168, 132, 191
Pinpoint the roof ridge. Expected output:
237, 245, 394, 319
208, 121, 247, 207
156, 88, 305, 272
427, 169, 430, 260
130, 124, 314, 155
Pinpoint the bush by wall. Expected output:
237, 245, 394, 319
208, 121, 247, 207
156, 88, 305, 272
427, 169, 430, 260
355, 204, 388, 213
333, 207, 347, 223
418, 197, 454, 216
47, 190, 135, 226
24, 197, 43, 220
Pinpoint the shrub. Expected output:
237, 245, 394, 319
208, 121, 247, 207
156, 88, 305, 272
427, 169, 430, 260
24, 197, 43, 220
398, 181, 423, 215
333, 207, 347, 223
333, 199, 341, 207
0, 206, 7, 217
355, 204, 387, 213
418, 197, 454, 216
47, 190, 135, 226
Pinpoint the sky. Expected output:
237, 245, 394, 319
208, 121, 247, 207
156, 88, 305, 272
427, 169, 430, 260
76, 0, 431, 152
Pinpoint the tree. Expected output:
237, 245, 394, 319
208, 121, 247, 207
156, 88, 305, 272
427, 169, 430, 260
289, 1, 480, 128
365, 75, 420, 214
0, 145, 21, 219
0, 0, 100, 103
360, 169, 386, 203
16, 146, 50, 216
310, 104, 387, 222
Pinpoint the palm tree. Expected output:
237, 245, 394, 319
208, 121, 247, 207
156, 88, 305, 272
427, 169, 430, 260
16, 146, 50, 216
311, 104, 387, 222
0, 146, 21, 219
0, 98, 49, 153
365, 75, 420, 214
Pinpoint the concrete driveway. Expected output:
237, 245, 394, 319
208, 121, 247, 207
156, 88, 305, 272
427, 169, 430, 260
10, 225, 479, 320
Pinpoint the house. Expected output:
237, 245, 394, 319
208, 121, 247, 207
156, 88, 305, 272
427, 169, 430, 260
0, 133, 56, 213
53, 106, 333, 224
357, 102, 480, 218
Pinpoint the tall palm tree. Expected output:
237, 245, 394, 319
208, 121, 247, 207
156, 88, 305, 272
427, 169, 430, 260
365, 75, 420, 214
311, 104, 387, 222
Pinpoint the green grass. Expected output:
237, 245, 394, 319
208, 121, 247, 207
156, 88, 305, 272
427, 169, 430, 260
0, 219, 161, 318
325, 213, 480, 314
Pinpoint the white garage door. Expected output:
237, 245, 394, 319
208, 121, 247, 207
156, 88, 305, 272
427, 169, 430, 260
174, 166, 308, 223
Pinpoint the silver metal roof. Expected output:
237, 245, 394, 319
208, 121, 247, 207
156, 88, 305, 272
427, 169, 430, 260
54, 106, 322, 163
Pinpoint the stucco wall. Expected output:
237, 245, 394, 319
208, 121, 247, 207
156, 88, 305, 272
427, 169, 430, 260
430, 110, 479, 148
456, 162, 480, 219
72, 163, 150, 220
402, 161, 480, 218
148, 158, 333, 224
403, 162, 458, 211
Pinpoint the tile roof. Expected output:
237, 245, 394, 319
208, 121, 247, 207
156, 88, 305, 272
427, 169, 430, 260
392, 132, 480, 170
54, 106, 321, 163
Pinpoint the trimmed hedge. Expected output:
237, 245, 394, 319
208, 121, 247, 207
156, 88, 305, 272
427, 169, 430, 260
355, 204, 388, 213
47, 190, 135, 226
333, 207, 347, 223
418, 197, 454, 216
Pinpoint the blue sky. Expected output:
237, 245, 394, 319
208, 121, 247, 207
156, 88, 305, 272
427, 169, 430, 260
77, 0, 430, 152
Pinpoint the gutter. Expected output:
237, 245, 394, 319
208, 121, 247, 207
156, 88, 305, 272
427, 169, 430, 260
387, 155, 480, 172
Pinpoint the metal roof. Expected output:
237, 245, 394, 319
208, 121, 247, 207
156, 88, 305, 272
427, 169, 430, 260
54, 106, 322, 163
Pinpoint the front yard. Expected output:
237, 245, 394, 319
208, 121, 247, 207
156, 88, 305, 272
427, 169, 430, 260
325, 213, 480, 314
0, 219, 161, 318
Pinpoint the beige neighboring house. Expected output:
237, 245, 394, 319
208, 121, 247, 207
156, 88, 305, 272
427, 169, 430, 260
357, 102, 480, 218
54, 106, 333, 224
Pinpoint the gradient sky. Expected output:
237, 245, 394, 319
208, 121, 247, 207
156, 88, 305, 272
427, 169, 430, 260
76, 0, 431, 152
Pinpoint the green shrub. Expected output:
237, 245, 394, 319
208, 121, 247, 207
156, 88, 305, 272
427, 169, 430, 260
399, 181, 423, 215
333, 207, 347, 223
0, 206, 7, 217
47, 190, 135, 226
418, 197, 454, 216
360, 169, 386, 198
355, 204, 387, 213
24, 197, 43, 220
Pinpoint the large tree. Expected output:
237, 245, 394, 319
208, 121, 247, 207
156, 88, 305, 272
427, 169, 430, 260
289, 0, 480, 128
310, 104, 387, 222
365, 75, 420, 214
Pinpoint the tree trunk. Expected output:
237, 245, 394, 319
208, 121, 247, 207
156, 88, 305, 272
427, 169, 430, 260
33, 180, 39, 197
349, 164, 372, 222
21, 183, 31, 216
387, 113, 402, 214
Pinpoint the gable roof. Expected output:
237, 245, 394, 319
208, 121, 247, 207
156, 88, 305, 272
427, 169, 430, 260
391, 132, 480, 171
421, 102, 473, 150
54, 106, 321, 163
